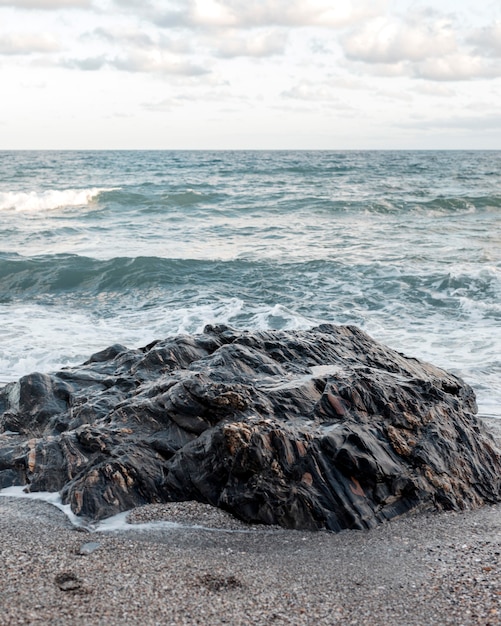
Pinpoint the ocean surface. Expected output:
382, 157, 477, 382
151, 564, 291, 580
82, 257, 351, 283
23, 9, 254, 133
0, 150, 499, 419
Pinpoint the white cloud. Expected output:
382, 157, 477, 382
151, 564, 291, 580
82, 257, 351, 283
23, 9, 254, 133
375, 87, 412, 102
0, 0, 92, 8
112, 0, 149, 6
63, 54, 107, 70
343, 59, 408, 78
62, 44, 209, 74
416, 54, 501, 81
111, 50, 209, 75
66, 25, 201, 74
85, 27, 193, 54
143, 97, 185, 111
340, 10, 501, 82
0, 33, 60, 54
143, 88, 244, 110
341, 15, 456, 64
469, 21, 501, 57
413, 82, 455, 98
404, 113, 501, 131
87, 27, 155, 48
223, 0, 381, 28
215, 29, 287, 57
150, 0, 385, 29
2, 0, 501, 148
329, 75, 366, 90
308, 38, 332, 55
281, 81, 339, 101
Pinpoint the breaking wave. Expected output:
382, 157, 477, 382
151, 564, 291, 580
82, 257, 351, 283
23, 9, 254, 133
0, 188, 116, 212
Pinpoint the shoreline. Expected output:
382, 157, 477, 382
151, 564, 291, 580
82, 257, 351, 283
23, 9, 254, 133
1, 494, 500, 625
0, 418, 499, 625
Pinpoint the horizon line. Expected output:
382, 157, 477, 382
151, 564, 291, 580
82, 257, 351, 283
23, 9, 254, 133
2, 148, 500, 152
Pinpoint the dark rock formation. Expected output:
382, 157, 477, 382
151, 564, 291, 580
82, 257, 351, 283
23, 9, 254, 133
0, 324, 500, 531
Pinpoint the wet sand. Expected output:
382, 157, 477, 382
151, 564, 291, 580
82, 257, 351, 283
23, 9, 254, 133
0, 419, 500, 626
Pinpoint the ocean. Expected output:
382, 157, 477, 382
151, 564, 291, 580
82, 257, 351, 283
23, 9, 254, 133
0, 150, 499, 419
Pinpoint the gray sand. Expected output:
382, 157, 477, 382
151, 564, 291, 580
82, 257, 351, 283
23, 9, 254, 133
0, 418, 500, 626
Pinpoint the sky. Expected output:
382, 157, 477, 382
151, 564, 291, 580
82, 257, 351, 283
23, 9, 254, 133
1, 0, 501, 149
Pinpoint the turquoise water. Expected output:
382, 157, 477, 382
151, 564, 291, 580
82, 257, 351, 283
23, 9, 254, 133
0, 150, 500, 417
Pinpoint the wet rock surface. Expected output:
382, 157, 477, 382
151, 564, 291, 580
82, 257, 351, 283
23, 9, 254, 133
0, 324, 500, 530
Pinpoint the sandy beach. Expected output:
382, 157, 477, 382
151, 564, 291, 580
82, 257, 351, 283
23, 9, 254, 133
0, 418, 500, 626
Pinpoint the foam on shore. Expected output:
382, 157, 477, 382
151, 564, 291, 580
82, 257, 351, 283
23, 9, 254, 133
0, 486, 256, 534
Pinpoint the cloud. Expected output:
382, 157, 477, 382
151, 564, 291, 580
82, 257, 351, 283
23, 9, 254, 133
62, 51, 209, 75
71, 26, 200, 75
281, 82, 337, 101
342, 59, 408, 78
87, 27, 155, 49
112, 0, 150, 6
403, 113, 501, 132
413, 83, 455, 98
149, 0, 384, 30
84, 27, 193, 54
416, 54, 501, 81
340, 11, 501, 82
341, 15, 456, 64
375, 87, 412, 102
111, 51, 209, 75
142, 97, 183, 111
215, 29, 287, 57
280, 81, 357, 112
0, 33, 60, 55
0, 0, 92, 8
143, 87, 245, 110
468, 21, 501, 57
309, 38, 332, 55
63, 55, 107, 70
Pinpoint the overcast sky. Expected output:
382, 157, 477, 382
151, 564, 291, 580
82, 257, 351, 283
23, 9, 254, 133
1, 0, 500, 149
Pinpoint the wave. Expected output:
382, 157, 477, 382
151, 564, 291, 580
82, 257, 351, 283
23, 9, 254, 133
0, 253, 264, 298
421, 195, 501, 214
277, 195, 501, 217
1, 252, 499, 307
358, 195, 501, 216
0, 188, 117, 212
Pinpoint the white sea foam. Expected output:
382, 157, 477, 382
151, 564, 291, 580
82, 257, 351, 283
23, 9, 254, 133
250, 303, 316, 331
0, 487, 184, 531
91, 511, 184, 533
257, 365, 344, 392
1, 296, 499, 419
0, 487, 255, 534
0, 486, 85, 527
0, 188, 116, 212
0, 300, 316, 383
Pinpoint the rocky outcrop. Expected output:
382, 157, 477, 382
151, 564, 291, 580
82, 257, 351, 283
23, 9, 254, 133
0, 324, 500, 531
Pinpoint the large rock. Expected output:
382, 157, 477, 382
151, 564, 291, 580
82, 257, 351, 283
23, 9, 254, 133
0, 324, 500, 531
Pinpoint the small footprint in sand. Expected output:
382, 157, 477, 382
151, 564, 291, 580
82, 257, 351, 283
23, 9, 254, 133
54, 572, 84, 592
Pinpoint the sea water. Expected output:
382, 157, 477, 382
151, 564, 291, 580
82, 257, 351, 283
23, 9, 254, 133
0, 150, 499, 418
0, 486, 258, 534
